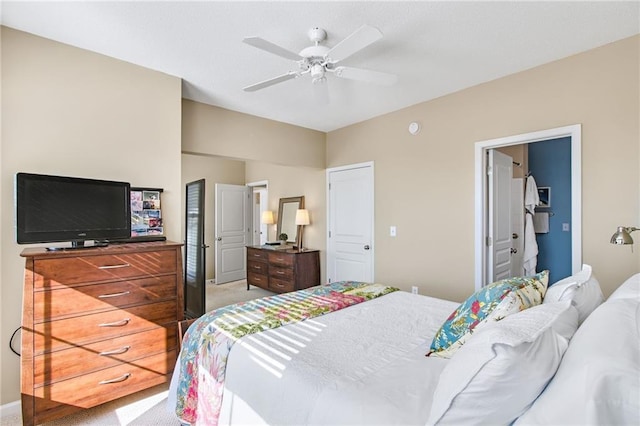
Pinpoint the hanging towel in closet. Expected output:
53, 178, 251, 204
533, 212, 550, 233
523, 212, 538, 276
524, 175, 539, 214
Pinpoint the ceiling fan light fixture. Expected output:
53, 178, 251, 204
242, 25, 397, 91
310, 63, 326, 83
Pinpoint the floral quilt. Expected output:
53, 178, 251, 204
174, 281, 399, 425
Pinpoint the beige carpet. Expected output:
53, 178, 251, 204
206, 279, 275, 312
1, 383, 178, 426
2, 280, 275, 425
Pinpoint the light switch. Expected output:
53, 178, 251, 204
390, 226, 397, 237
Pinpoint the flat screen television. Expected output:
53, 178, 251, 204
15, 173, 131, 249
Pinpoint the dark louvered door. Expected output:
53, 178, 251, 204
184, 179, 206, 318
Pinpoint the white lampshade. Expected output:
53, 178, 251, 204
295, 209, 310, 226
261, 210, 274, 225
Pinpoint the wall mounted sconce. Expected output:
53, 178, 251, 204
610, 226, 638, 245
295, 209, 310, 250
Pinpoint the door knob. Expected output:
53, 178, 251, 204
510, 248, 518, 254
512, 233, 519, 239
364, 245, 370, 250
216, 237, 222, 241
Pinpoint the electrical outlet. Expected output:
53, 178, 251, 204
411, 286, 418, 294
390, 226, 397, 237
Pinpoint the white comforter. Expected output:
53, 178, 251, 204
214, 291, 457, 425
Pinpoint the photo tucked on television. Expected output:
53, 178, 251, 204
131, 190, 164, 236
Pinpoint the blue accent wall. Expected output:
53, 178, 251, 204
528, 137, 572, 283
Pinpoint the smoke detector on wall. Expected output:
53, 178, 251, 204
408, 122, 421, 135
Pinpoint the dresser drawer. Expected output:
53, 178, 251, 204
34, 300, 177, 354
247, 259, 268, 274
268, 251, 294, 267
247, 272, 269, 288
34, 276, 177, 321
247, 247, 268, 261
34, 350, 175, 413
270, 265, 293, 280
34, 325, 177, 386
33, 250, 177, 288
269, 277, 294, 293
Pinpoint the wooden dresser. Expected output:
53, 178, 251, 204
246, 246, 320, 293
20, 241, 183, 426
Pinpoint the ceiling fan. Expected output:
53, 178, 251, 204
242, 25, 398, 92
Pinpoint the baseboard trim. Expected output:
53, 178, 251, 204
0, 399, 21, 420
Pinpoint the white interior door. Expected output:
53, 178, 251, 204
487, 150, 513, 283
327, 162, 374, 283
215, 183, 250, 284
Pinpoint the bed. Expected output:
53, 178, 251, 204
168, 268, 640, 426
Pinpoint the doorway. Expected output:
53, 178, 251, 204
474, 125, 582, 290
248, 181, 269, 246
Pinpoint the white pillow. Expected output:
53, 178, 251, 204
608, 273, 640, 301
543, 264, 604, 324
427, 301, 578, 426
515, 298, 640, 426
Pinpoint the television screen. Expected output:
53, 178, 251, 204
16, 173, 131, 247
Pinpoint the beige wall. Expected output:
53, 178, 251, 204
181, 153, 246, 280
182, 100, 326, 168
181, 100, 327, 283
327, 35, 640, 302
245, 161, 327, 283
0, 27, 182, 404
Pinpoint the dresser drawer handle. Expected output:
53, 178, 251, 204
98, 263, 131, 270
275, 282, 284, 287
98, 318, 130, 327
99, 373, 131, 385
98, 291, 131, 299
99, 346, 131, 356
276, 271, 285, 275
275, 257, 284, 261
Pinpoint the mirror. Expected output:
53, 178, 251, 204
277, 196, 305, 245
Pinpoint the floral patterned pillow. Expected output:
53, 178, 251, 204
427, 270, 549, 359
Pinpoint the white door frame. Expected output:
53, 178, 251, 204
474, 124, 582, 290
248, 180, 269, 245
326, 161, 375, 283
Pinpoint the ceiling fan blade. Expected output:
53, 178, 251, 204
243, 36, 303, 61
325, 25, 383, 63
334, 66, 397, 86
243, 72, 298, 92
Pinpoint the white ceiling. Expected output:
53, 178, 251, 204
2, 1, 639, 132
